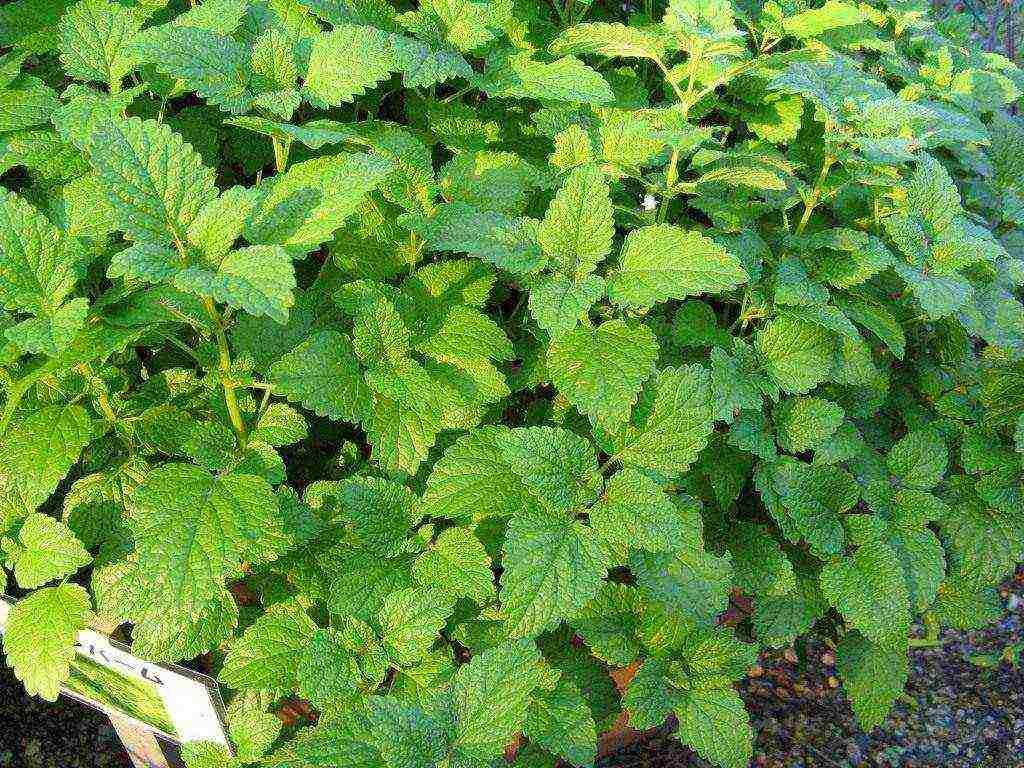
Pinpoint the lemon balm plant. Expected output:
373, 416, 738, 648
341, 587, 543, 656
1, 0, 1024, 765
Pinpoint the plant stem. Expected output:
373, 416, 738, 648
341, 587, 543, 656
272, 136, 290, 174
203, 296, 248, 447
795, 153, 835, 235
170, 229, 247, 447
78, 363, 117, 422
597, 454, 620, 476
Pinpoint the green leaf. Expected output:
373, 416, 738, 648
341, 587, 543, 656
569, 582, 643, 666
523, 679, 598, 767
755, 316, 835, 394
616, 364, 716, 478
245, 154, 392, 253
174, 245, 296, 323
0, 189, 78, 314
2, 583, 93, 701
4, 512, 90, 588
781, 1, 866, 39
126, 465, 286, 633
630, 545, 733, 628
528, 273, 605, 339
548, 319, 658, 432
391, 35, 473, 89
486, 54, 614, 105
220, 600, 316, 690
329, 476, 419, 556
130, 26, 253, 114
378, 587, 456, 666
0, 405, 92, 523
727, 522, 796, 598
421, 426, 537, 521
589, 469, 685, 553
766, 460, 857, 557
623, 661, 753, 768
305, 26, 397, 107
537, 163, 614, 281
0, 76, 60, 133
90, 117, 218, 244
365, 695, 447, 768
412, 527, 495, 605
186, 185, 260, 264
58, 0, 140, 87
836, 631, 908, 730
497, 426, 600, 513
674, 678, 753, 768
607, 225, 748, 309
887, 428, 947, 489
500, 514, 610, 637
775, 396, 844, 453
250, 403, 308, 447
549, 22, 666, 60
269, 331, 372, 423
450, 639, 544, 762
296, 628, 363, 710
405, 201, 545, 275
820, 539, 911, 647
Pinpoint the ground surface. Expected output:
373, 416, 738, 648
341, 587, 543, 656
3, 576, 1022, 768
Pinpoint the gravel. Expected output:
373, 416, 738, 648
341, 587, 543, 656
2, 574, 1022, 768
603, 570, 1024, 768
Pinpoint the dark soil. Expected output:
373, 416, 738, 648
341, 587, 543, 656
0, 665, 125, 768
2, 576, 1022, 768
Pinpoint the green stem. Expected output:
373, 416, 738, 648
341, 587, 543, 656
170, 229, 247, 447
908, 637, 946, 648
203, 297, 248, 448
597, 454, 620, 476
272, 136, 290, 174
653, 57, 688, 106
78, 363, 117, 422
795, 154, 835, 235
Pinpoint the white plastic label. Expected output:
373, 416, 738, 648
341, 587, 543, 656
0, 596, 230, 749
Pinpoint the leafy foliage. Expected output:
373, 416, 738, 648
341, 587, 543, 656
2, 0, 1024, 764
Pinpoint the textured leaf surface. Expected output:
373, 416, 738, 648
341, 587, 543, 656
0, 405, 92, 522
617, 364, 716, 478
269, 331, 371, 423
305, 26, 397, 107
500, 515, 610, 637
608, 225, 748, 308
220, 601, 316, 690
755, 317, 835, 394
90, 118, 218, 243
0, 190, 77, 314
127, 465, 285, 628
3, 584, 92, 701
820, 540, 911, 647
836, 631, 908, 730
548, 320, 658, 432
58, 0, 140, 86
589, 469, 684, 552
5, 512, 91, 589
538, 164, 614, 281
412, 527, 495, 604
450, 640, 544, 761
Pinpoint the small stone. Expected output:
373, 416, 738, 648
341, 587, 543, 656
828, 675, 840, 688
821, 651, 836, 666
783, 647, 799, 664
749, 664, 764, 677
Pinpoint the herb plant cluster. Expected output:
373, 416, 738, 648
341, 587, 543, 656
1, 0, 1024, 765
